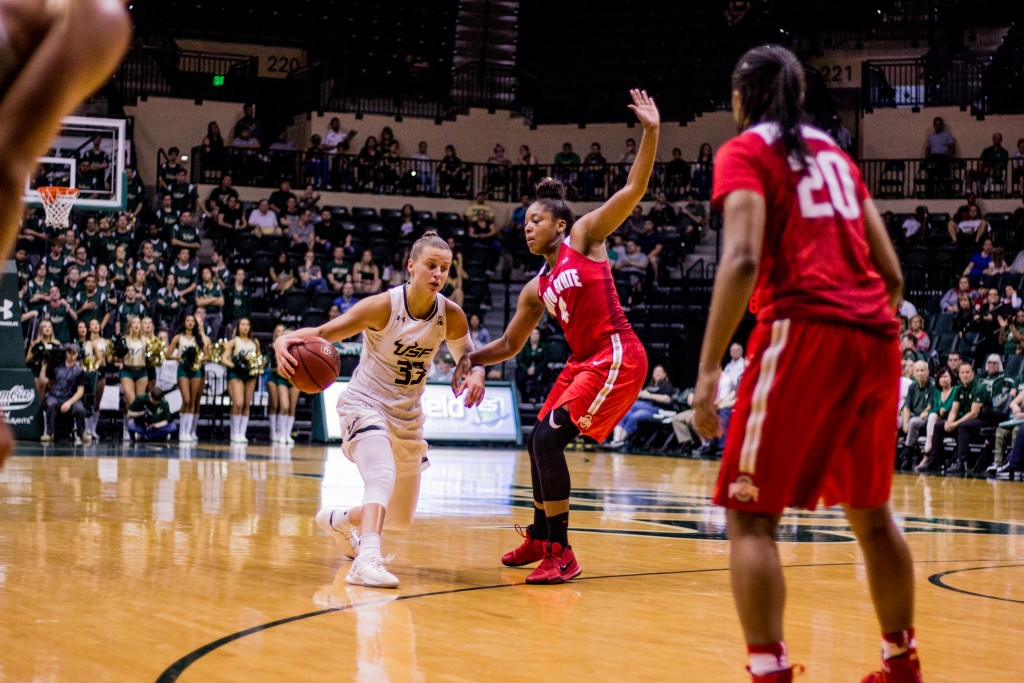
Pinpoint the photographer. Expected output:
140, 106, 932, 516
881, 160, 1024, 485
126, 385, 176, 442
999, 308, 1024, 356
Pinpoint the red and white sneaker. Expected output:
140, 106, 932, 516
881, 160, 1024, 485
525, 542, 582, 584
861, 650, 923, 683
749, 665, 804, 682
501, 524, 547, 567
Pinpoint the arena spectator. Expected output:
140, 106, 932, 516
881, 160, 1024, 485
664, 147, 691, 199
581, 142, 607, 200
125, 166, 146, 221
941, 276, 975, 312
464, 190, 495, 223
1000, 308, 1024, 355
154, 273, 182, 331
617, 137, 637, 185
942, 361, 995, 474
333, 281, 358, 314
200, 122, 228, 180
900, 360, 933, 461
985, 247, 1011, 278
169, 168, 198, 213
410, 140, 434, 194
233, 103, 262, 142
355, 136, 382, 191
908, 315, 930, 352
326, 246, 351, 293
468, 313, 490, 347
248, 199, 279, 237
690, 142, 714, 199
912, 366, 957, 472
206, 174, 238, 212
195, 267, 224, 338
158, 147, 185, 193
323, 117, 355, 156
298, 251, 328, 293
723, 342, 746, 384
1013, 138, 1024, 197
976, 132, 1009, 195
901, 206, 928, 245
515, 328, 549, 404
513, 144, 538, 197
288, 209, 316, 254
925, 116, 956, 196
224, 268, 251, 331
74, 273, 109, 330
963, 239, 994, 278
900, 334, 926, 362
678, 190, 706, 248
42, 285, 76, 342
269, 251, 296, 294
40, 343, 89, 445
648, 191, 676, 228
435, 145, 467, 197
953, 293, 975, 335
949, 205, 989, 247
486, 143, 512, 198
608, 364, 674, 448
614, 239, 649, 294
553, 142, 580, 194
351, 249, 381, 296
828, 115, 854, 154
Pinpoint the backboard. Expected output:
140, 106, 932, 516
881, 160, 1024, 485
23, 116, 128, 212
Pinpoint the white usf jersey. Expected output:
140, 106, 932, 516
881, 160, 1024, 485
336, 286, 449, 470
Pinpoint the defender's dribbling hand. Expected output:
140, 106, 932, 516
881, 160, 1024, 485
692, 368, 723, 440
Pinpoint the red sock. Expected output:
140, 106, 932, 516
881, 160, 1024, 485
881, 628, 915, 660
747, 642, 788, 675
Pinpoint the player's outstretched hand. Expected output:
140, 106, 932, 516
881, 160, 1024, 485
627, 89, 659, 130
274, 335, 299, 379
455, 366, 486, 408
693, 367, 724, 441
450, 356, 481, 403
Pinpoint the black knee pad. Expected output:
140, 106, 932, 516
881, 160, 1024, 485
532, 407, 580, 457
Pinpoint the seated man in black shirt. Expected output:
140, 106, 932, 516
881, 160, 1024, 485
41, 343, 89, 445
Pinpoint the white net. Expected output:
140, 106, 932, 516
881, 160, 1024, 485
38, 187, 79, 229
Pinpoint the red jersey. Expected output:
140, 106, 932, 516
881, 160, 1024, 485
537, 240, 637, 359
712, 123, 898, 337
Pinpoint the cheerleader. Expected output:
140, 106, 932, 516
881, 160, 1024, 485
85, 319, 111, 442
26, 319, 58, 410
119, 316, 148, 441
267, 324, 299, 444
168, 314, 210, 443
221, 317, 260, 444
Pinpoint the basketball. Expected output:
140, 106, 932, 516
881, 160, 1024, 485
288, 337, 342, 393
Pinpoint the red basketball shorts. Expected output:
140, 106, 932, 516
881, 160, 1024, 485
538, 333, 648, 443
713, 318, 900, 514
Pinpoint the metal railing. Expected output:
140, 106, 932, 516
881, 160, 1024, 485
862, 58, 986, 112
108, 47, 259, 105
191, 146, 715, 203
860, 157, 1023, 200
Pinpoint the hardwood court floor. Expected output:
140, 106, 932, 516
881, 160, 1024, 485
1, 443, 1022, 682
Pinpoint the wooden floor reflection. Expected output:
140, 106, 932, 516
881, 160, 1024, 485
1, 443, 1022, 682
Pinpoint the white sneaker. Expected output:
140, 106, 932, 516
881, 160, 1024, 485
346, 553, 399, 589
74, 435, 83, 446
82, 433, 92, 445
315, 509, 359, 559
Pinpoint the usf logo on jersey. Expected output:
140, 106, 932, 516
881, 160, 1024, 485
394, 340, 433, 358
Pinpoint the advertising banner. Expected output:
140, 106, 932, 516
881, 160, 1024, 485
312, 381, 522, 445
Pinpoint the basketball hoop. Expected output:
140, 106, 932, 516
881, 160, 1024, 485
38, 186, 80, 229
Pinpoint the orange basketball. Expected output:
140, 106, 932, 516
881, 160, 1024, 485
288, 337, 341, 393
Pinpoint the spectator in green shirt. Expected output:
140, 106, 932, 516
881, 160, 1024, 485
946, 362, 995, 474
977, 132, 1009, 195
126, 386, 175, 442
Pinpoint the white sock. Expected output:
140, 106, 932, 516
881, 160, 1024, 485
179, 417, 188, 440
330, 508, 354, 531
359, 532, 382, 558
240, 415, 249, 438
230, 414, 239, 440
192, 413, 200, 439
286, 415, 295, 439
269, 414, 279, 441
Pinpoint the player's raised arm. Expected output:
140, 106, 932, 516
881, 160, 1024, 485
274, 292, 391, 377
571, 89, 660, 248
450, 278, 545, 393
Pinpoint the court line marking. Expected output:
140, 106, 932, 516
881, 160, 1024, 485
927, 563, 1024, 604
154, 558, 1017, 682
